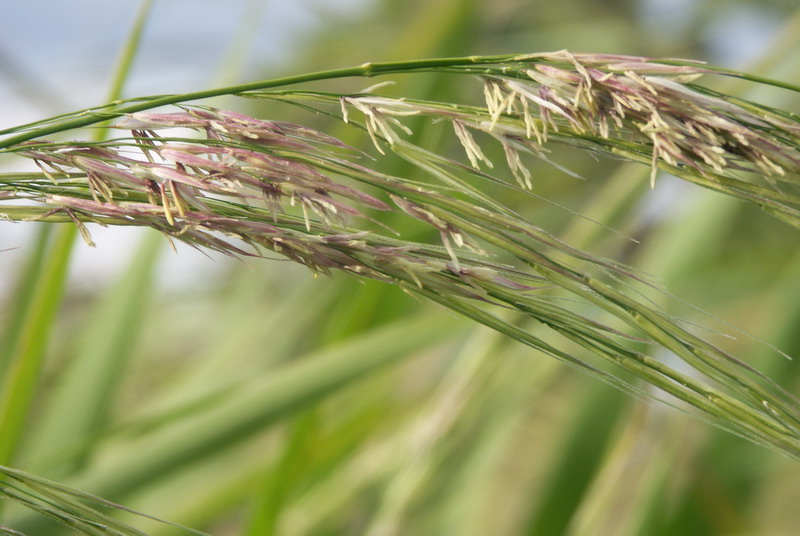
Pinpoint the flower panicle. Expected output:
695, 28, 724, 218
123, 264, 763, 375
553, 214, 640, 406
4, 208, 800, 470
22, 108, 398, 230
336, 51, 798, 195
485, 53, 800, 188
11, 107, 536, 304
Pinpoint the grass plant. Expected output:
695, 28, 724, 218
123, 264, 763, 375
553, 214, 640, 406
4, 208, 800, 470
1, 2, 799, 534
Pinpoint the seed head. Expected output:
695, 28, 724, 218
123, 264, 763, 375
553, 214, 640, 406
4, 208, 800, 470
14, 107, 538, 305
484, 52, 800, 188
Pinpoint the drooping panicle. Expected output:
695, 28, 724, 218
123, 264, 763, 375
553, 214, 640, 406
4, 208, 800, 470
483, 51, 800, 188
12, 107, 540, 305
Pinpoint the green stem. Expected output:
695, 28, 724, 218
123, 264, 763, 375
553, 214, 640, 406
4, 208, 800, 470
0, 55, 517, 150
663, 61, 800, 93
2, 52, 797, 151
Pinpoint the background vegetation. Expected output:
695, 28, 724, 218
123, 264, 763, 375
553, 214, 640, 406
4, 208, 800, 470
1, 0, 799, 534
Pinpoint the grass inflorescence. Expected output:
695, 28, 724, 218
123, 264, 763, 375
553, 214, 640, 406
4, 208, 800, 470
1, 52, 800, 533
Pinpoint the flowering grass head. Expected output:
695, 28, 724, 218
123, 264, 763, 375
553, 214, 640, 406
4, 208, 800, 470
2, 52, 800, 462
486, 51, 800, 188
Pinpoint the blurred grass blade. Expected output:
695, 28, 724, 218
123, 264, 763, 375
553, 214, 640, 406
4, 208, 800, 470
0, 225, 53, 383
22, 231, 162, 477
104, 0, 156, 114
0, 227, 75, 467
244, 412, 318, 536
63, 312, 459, 502
524, 382, 625, 536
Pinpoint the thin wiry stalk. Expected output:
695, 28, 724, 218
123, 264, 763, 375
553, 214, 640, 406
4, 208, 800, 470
1, 78, 799, 461
0, 465, 209, 536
